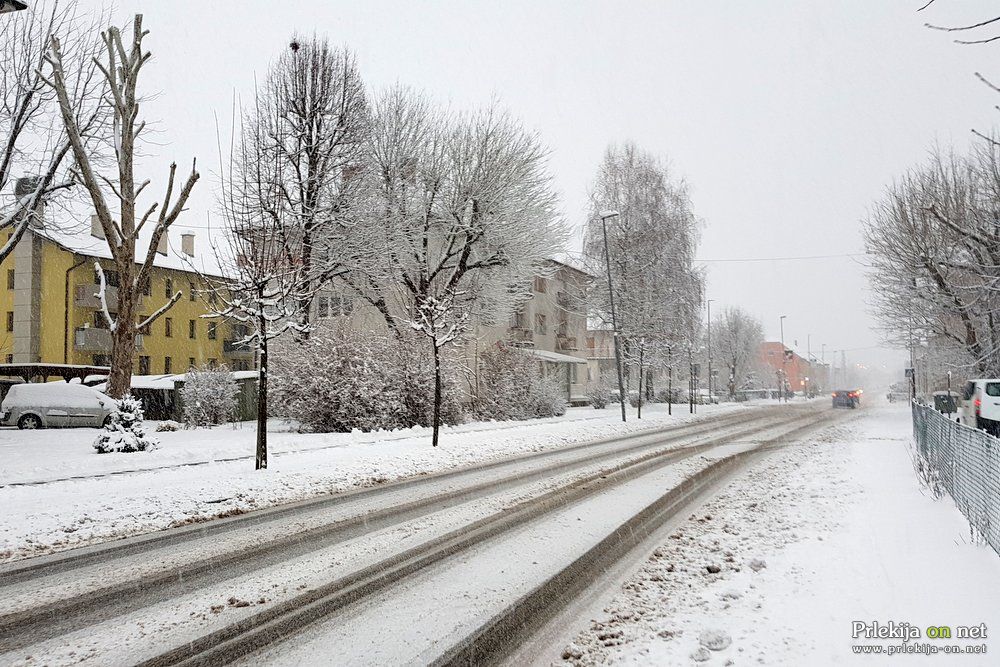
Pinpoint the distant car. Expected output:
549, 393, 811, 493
832, 389, 862, 409
959, 379, 1000, 435
0, 383, 116, 429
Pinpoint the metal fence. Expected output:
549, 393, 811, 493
912, 402, 1000, 555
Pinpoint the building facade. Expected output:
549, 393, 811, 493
757, 341, 812, 395
0, 226, 254, 375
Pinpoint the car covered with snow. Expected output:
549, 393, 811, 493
0, 382, 116, 429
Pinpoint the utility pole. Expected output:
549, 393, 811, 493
779, 315, 787, 403
706, 299, 714, 401
599, 210, 626, 423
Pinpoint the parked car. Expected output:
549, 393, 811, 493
0, 382, 116, 429
832, 389, 862, 409
959, 379, 1000, 435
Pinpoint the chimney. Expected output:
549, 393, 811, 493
181, 232, 195, 257
90, 214, 105, 240
157, 231, 168, 256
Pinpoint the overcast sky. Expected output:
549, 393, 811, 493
72, 0, 1000, 372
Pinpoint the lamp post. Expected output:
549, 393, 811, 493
0, 1, 28, 13
706, 299, 714, 401
779, 315, 787, 403
599, 210, 626, 423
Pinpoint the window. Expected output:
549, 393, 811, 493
188, 357, 196, 369
189, 319, 196, 339
318, 295, 352, 319
165, 317, 173, 338
318, 296, 330, 319
164, 356, 172, 374
6, 269, 13, 290
207, 321, 217, 340
510, 309, 526, 329
570, 364, 578, 384
189, 282, 196, 301
94, 267, 119, 287
138, 316, 150, 336
139, 355, 150, 375
4, 354, 11, 364
208, 358, 218, 369
93, 354, 111, 366
534, 313, 547, 335
165, 278, 173, 299
533, 276, 546, 293
987, 383, 1000, 397
5, 311, 12, 333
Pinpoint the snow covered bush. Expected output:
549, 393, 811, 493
586, 380, 611, 409
155, 420, 182, 432
94, 394, 157, 453
271, 326, 464, 433
180, 365, 238, 428
474, 344, 567, 420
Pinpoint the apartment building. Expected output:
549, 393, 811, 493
0, 219, 254, 375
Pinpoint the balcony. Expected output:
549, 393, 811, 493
556, 335, 579, 352
74, 327, 143, 352
508, 327, 534, 347
75, 283, 146, 310
223, 339, 255, 358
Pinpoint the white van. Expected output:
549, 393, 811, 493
959, 379, 1000, 435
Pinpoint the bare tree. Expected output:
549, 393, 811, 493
204, 92, 315, 470
583, 142, 703, 407
42, 14, 199, 397
255, 37, 368, 334
711, 306, 764, 399
0, 0, 105, 262
349, 88, 565, 446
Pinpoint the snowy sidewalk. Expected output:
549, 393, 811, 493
0, 401, 753, 563
561, 404, 1000, 666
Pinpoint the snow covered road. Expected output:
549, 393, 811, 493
552, 402, 1000, 666
0, 403, 835, 666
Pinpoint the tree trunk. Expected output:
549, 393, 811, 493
637, 345, 644, 419
431, 340, 442, 448
107, 276, 137, 398
256, 317, 268, 470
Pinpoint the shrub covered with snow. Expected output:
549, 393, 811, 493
156, 420, 182, 432
180, 365, 238, 428
586, 376, 611, 409
94, 395, 157, 453
474, 344, 567, 420
272, 326, 463, 433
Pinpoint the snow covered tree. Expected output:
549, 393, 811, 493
43, 14, 199, 398
346, 88, 565, 446
249, 37, 369, 335
711, 306, 764, 400
1, 0, 106, 263
181, 364, 238, 428
583, 143, 703, 412
94, 394, 156, 453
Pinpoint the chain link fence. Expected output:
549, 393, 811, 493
912, 402, 1000, 555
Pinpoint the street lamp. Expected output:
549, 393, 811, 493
0, 1, 28, 13
706, 299, 714, 401
599, 209, 627, 423
779, 315, 787, 403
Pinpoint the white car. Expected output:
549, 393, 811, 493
959, 379, 1000, 435
0, 383, 116, 429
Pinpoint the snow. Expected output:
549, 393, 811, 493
0, 401, 756, 562
1, 383, 111, 410
560, 403, 1000, 666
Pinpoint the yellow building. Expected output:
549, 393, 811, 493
0, 221, 254, 375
